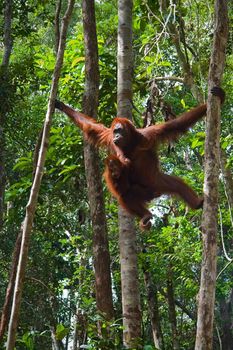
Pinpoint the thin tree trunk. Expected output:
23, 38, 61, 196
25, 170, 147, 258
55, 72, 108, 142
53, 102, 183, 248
159, 289, 195, 321
51, 326, 65, 350
0, 113, 5, 228
72, 253, 87, 350
0, 0, 13, 228
1, 0, 13, 68
81, 0, 114, 321
195, 1, 229, 349
0, 231, 22, 341
5, 2, 75, 349
117, 1, 141, 346
167, 264, 179, 350
55, 0, 62, 55
72, 313, 79, 350
72, 308, 87, 350
143, 268, 163, 349
219, 289, 233, 350
119, 208, 141, 347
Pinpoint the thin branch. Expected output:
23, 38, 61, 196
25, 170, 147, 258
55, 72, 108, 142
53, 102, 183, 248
215, 325, 223, 350
28, 277, 76, 315
218, 205, 233, 262
217, 260, 233, 280
151, 76, 184, 84
159, 289, 195, 320
55, 0, 62, 54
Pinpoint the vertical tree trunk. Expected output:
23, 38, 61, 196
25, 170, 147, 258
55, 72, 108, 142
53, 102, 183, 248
167, 264, 179, 350
195, 1, 229, 349
219, 289, 233, 350
119, 209, 141, 347
51, 326, 64, 350
72, 254, 87, 350
0, 232, 22, 341
5, 2, 75, 349
0, 0, 13, 228
81, 0, 114, 321
143, 268, 163, 349
72, 310, 87, 350
117, 1, 142, 347
54, 0, 62, 55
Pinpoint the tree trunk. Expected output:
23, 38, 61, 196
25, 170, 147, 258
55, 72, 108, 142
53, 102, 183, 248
72, 310, 87, 350
54, 0, 62, 55
195, 1, 229, 349
51, 326, 65, 350
117, 1, 142, 347
167, 264, 179, 350
81, 0, 114, 321
119, 208, 141, 347
5, 2, 75, 349
117, 0, 141, 348
0, 231, 22, 341
0, 0, 13, 228
219, 289, 233, 350
159, 288, 195, 321
143, 267, 163, 349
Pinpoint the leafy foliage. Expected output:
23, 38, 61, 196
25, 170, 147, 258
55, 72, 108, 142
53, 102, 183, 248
0, 0, 232, 349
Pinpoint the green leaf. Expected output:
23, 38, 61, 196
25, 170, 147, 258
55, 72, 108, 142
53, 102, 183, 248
13, 156, 32, 171
191, 138, 204, 149
55, 324, 70, 341
59, 165, 79, 175
72, 56, 85, 67
180, 99, 187, 109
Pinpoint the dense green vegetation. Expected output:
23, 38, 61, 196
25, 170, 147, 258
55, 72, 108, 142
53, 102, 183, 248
0, 1, 232, 349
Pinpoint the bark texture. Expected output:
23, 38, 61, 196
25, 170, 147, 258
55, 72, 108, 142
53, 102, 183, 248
143, 267, 163, 349
117, 0, 142, 347
5, 2, 75, 349
0, 0, 13, 228
195, 1, 229, 349
117, 0, 133, 118
54, 0, 62, 55
82, 0, 114, 321
119, 208, 141, 347
167, 264, 179, 350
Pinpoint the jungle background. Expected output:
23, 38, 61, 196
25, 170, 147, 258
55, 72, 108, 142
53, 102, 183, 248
0, 0, 233, 349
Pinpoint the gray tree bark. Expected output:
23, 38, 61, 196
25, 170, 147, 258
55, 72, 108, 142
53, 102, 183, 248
117, 0, 142, 347
195, 1, 229, 349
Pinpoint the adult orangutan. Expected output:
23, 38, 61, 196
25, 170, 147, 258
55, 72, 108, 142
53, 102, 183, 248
55, 86, 224, 230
